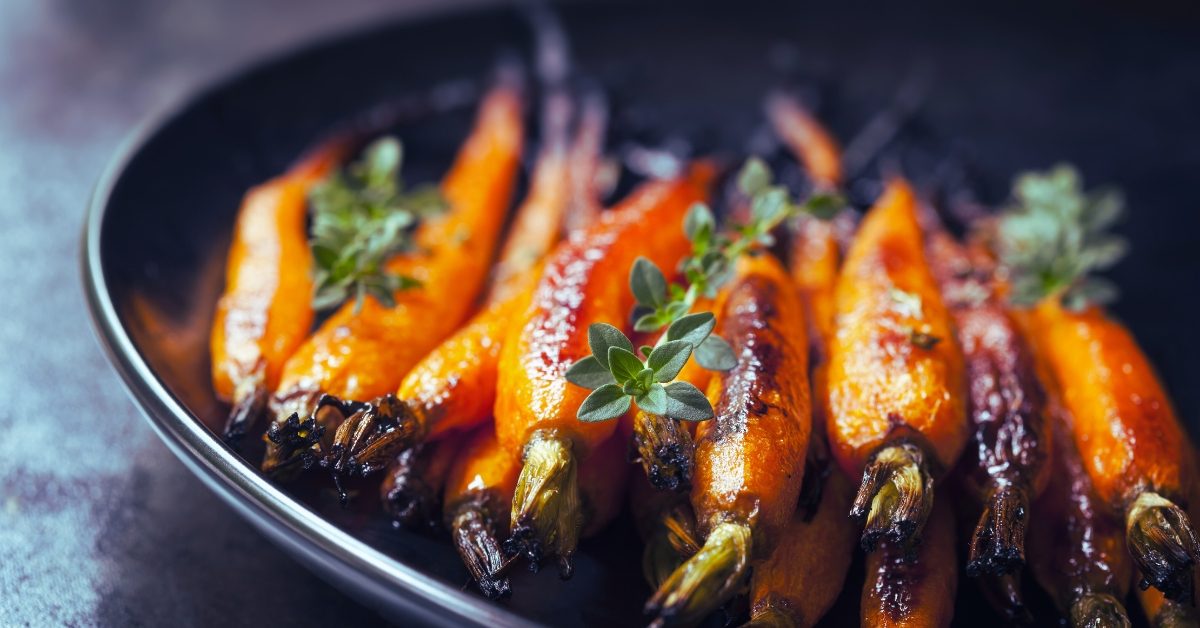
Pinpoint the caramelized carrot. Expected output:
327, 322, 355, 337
443, 429, 522, 599
1029, 413, 1134, 627
826, 179, 967, 550
1029, 298, 1200, 601
262, 78, 523, 475
926, 231, 1050, 576
496, 164, 714, 576
579, 431, 631, 538
765, 92, 842, 191
745, 469, 856, 628
210, 134, 353, 442
379, 437, 460, 532
647, 254, 811, 625
861, 496, 958, 628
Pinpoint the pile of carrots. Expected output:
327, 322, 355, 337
208, 65, 1200, 627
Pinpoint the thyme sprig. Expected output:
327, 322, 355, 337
996, 164, 1126, 310
309, 137, 446, 313
564, 158, 844, 424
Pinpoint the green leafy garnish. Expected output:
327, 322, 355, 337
308, 137, 447, 313
566, 157, 839, 424
997, 164, 1126, 310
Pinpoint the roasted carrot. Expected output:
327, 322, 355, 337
745, 468, 856, 628
765, 91, 842, 191
261, 77, 523, 475
579, 431, 631, 539
380, 437, 461, 532
926, 231, 1050, 577
1140, 587, 1200, 627
443, 429, 522, 599
647, 254, 811, 626
210, 134, 354, 442
496, 163, 714, 576
826, 178, 967, 550
1028, 298, 1200, 601
1028, 412, 1134, 627
861, 496, 958, 628
563, 91, 608, 233
629, 472, 700, 589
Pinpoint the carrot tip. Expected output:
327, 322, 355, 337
320, 394, 421, 487
850, 443, 934, 552
1069, 593, 1131, 628
645, 521, 751, 627
224, 383, 267, 445
450, 494, 512, 600
967, 483, 1030, 576
979, 572, 1032, 625
381, 446, 441, 532
505, 431, 581, 578
1126, 492, 1200, 603
631, 411, 694, 493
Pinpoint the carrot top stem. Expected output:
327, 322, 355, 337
968, 482, 1031, 576
642, 503, 700, 588
320, 394, 421, 499
1126, 491, 1200, 603
450, 493, 512, 600
850, 442, 934, 551
646, 520, 752, 627
505, 430, 582, 578
631, 410, 695, 493
1070, 592, 1132, 628
743, 603, 796, 628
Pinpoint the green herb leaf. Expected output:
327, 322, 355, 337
665, 312, 716, 348
578, 384, 632, 422
630, 257, 668, 309
737, 157, 773, 197
636, 383, 668, 415
648, 340, 694, 382
695, 334, 737, 371
588, 323, 634, 370
684, 203, 716, 245
803, 193, 845, 221
565, 356, 617, 390
608, 346, 646, 385
663, 381, 714, 421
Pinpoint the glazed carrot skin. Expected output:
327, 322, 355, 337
826, 178, 966, 550
379, 437, 460, 532
497, 164, 713, 575
210, 134, 353, 441
746, 469, 856, 628
579, 432, 631, 539
443, 429, 522, 600
647, 254, 811, 626
1029, 415, 1133, 627
926, 232, 1050, 577
861, 496, 958, 628
261, 82, 523, 474
1030, 298, 1200, 601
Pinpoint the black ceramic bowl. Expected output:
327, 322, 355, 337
82, 2, 1200, 626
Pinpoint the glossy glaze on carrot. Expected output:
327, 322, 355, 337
746, 469, 856, 628
647, 254, 811, 626
827, 178, 966, 550
1029, 412, 1134, 627
861, 496, 958, 628
210, 134, 353, 442
926, 231, 1050, 577
443, 428, 523, 599
497, 164, 714, 575
261, 80, 523, 475
1030, 298, 1200, 601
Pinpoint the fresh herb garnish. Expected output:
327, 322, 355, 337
564, 157, 842, 423
309, 137, 447, 313
996, 164, 1126, 311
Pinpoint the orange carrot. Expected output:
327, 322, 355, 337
861, 496, 958, 628
579, 431, 631, 539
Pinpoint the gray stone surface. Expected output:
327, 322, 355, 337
0, 1, 478, 625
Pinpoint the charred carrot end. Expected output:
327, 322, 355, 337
381, 446, 436, 529
505, 430, 582, 578
968, 482, 1030, 576
224, 384, 267, 444
319, 394, 422, 498
1071, 592, 1132, 628
1127, 492, 1200, 603
646, 521, 752, 627
850, 442, 934, 551
631, 410, 695, 493
642, 503, 701, 589
450, 493, 512, 600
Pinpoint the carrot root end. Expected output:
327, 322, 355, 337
450, 493, 512, 600
1126, 491, 1200, 603
967, 482, 1030, 576
631, 411, 694, 493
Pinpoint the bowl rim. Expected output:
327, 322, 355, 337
78, 8, 540, 627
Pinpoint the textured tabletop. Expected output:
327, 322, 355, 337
0, 1, 477, 625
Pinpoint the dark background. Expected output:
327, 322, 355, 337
4, 0, 1200, 626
